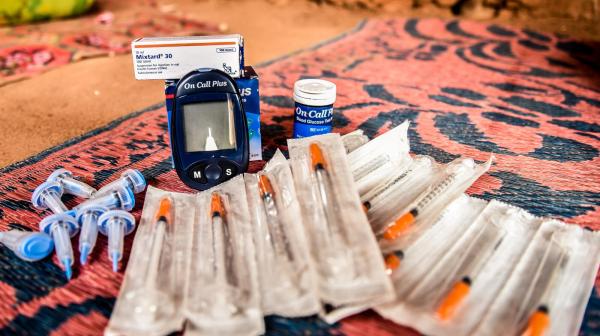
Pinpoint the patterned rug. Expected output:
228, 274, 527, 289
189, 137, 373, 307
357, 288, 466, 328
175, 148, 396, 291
0, 6, 222, 86
0, 18, 598, 335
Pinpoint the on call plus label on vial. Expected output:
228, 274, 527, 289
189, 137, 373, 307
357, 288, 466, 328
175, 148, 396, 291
292, 79, 336, 138
293, 105, 334, 138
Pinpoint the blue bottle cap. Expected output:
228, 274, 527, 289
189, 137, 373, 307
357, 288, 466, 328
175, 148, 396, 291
18, 232, 54, 262
31, 181, 63, 209
98, 210, 136, 236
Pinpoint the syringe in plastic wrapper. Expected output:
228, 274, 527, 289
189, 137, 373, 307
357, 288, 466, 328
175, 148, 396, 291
310, 143, 354, 280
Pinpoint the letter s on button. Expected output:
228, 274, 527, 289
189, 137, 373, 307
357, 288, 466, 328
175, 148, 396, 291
218, 160, 238, 179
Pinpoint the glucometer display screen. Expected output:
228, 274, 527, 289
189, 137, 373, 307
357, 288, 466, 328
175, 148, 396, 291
183, 99, 237, 152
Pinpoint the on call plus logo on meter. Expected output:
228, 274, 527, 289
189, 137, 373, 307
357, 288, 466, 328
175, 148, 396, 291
170, 68, 249, 190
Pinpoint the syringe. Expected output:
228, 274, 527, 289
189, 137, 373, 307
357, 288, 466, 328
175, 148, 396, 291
383, 172, 458, 241
352, 155, 390, 181
210, 192, 237, 317
145, 196, 172, 285
310, 143, 343, 244
211, 192, 227, 284
130, 196, 175, 325
436, 223, 505, 320
258, 174, 293, 261
310, 143, 355, 279
520, 250, 566, 336
362, 164, 414, 210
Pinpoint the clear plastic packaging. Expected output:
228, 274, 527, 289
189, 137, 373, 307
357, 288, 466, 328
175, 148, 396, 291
537, 226, 599, 336
347, 121, 411, 195
474, 219, 565, 336
376, 197, 542, 335
363, 156, 437, 234
405, 213, 505, 312
441, 201, 543, 336
381, 195, 488, 298
341, 129, 369, 153
244, 150, 319, 317
184, 175, 263, 336
376, 199, 545, 336
106, 186, 193, 336
379, 155, 493, 249
287, 133, 394, 321
476, 221, 600, 336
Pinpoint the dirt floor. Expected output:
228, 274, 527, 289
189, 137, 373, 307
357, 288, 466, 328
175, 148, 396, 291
0, 0, 598, 167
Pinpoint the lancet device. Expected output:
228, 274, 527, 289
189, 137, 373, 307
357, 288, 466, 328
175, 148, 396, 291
170, 68, 249, 190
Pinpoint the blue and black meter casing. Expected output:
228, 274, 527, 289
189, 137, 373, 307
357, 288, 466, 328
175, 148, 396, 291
171, 68, 249, 190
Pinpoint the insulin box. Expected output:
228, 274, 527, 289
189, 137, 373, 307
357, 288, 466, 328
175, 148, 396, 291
132, 34, 244, 79
165, 66, 262, 162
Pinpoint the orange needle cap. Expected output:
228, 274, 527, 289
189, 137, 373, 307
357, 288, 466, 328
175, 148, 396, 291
384, 251, 404, 274
362, 203, 369, 214
309, 143, 327, 171
258, 174, 275, 199
521, 307, 550, 336
211, 193, 226, 218
436, 277, 471, 320
155, 196, 173, 223
383, 212, 415, 240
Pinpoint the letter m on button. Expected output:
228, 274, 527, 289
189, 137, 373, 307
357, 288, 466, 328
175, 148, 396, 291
193, 171, 202, 179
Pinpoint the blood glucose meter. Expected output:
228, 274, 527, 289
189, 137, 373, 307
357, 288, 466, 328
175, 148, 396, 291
170, 68, 249, 190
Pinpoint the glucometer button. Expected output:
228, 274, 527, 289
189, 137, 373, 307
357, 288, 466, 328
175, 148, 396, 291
187, 163, 208, 184
204, 164, 222, 181
218, 161, 237, 178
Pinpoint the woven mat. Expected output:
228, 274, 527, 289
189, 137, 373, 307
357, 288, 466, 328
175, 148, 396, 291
0, 18, 598, 335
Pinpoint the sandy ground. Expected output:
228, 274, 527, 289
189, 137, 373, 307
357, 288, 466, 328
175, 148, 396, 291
0, 0, 597, 167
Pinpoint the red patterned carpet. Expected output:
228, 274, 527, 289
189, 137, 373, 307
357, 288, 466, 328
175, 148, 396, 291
0, 18, 598, 335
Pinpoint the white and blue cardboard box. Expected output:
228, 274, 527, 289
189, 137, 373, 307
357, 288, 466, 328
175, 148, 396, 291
165, 66, 262, 161
132, 34, 244, 79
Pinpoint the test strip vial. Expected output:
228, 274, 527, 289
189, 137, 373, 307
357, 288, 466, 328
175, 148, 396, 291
293, 79, 336, 138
